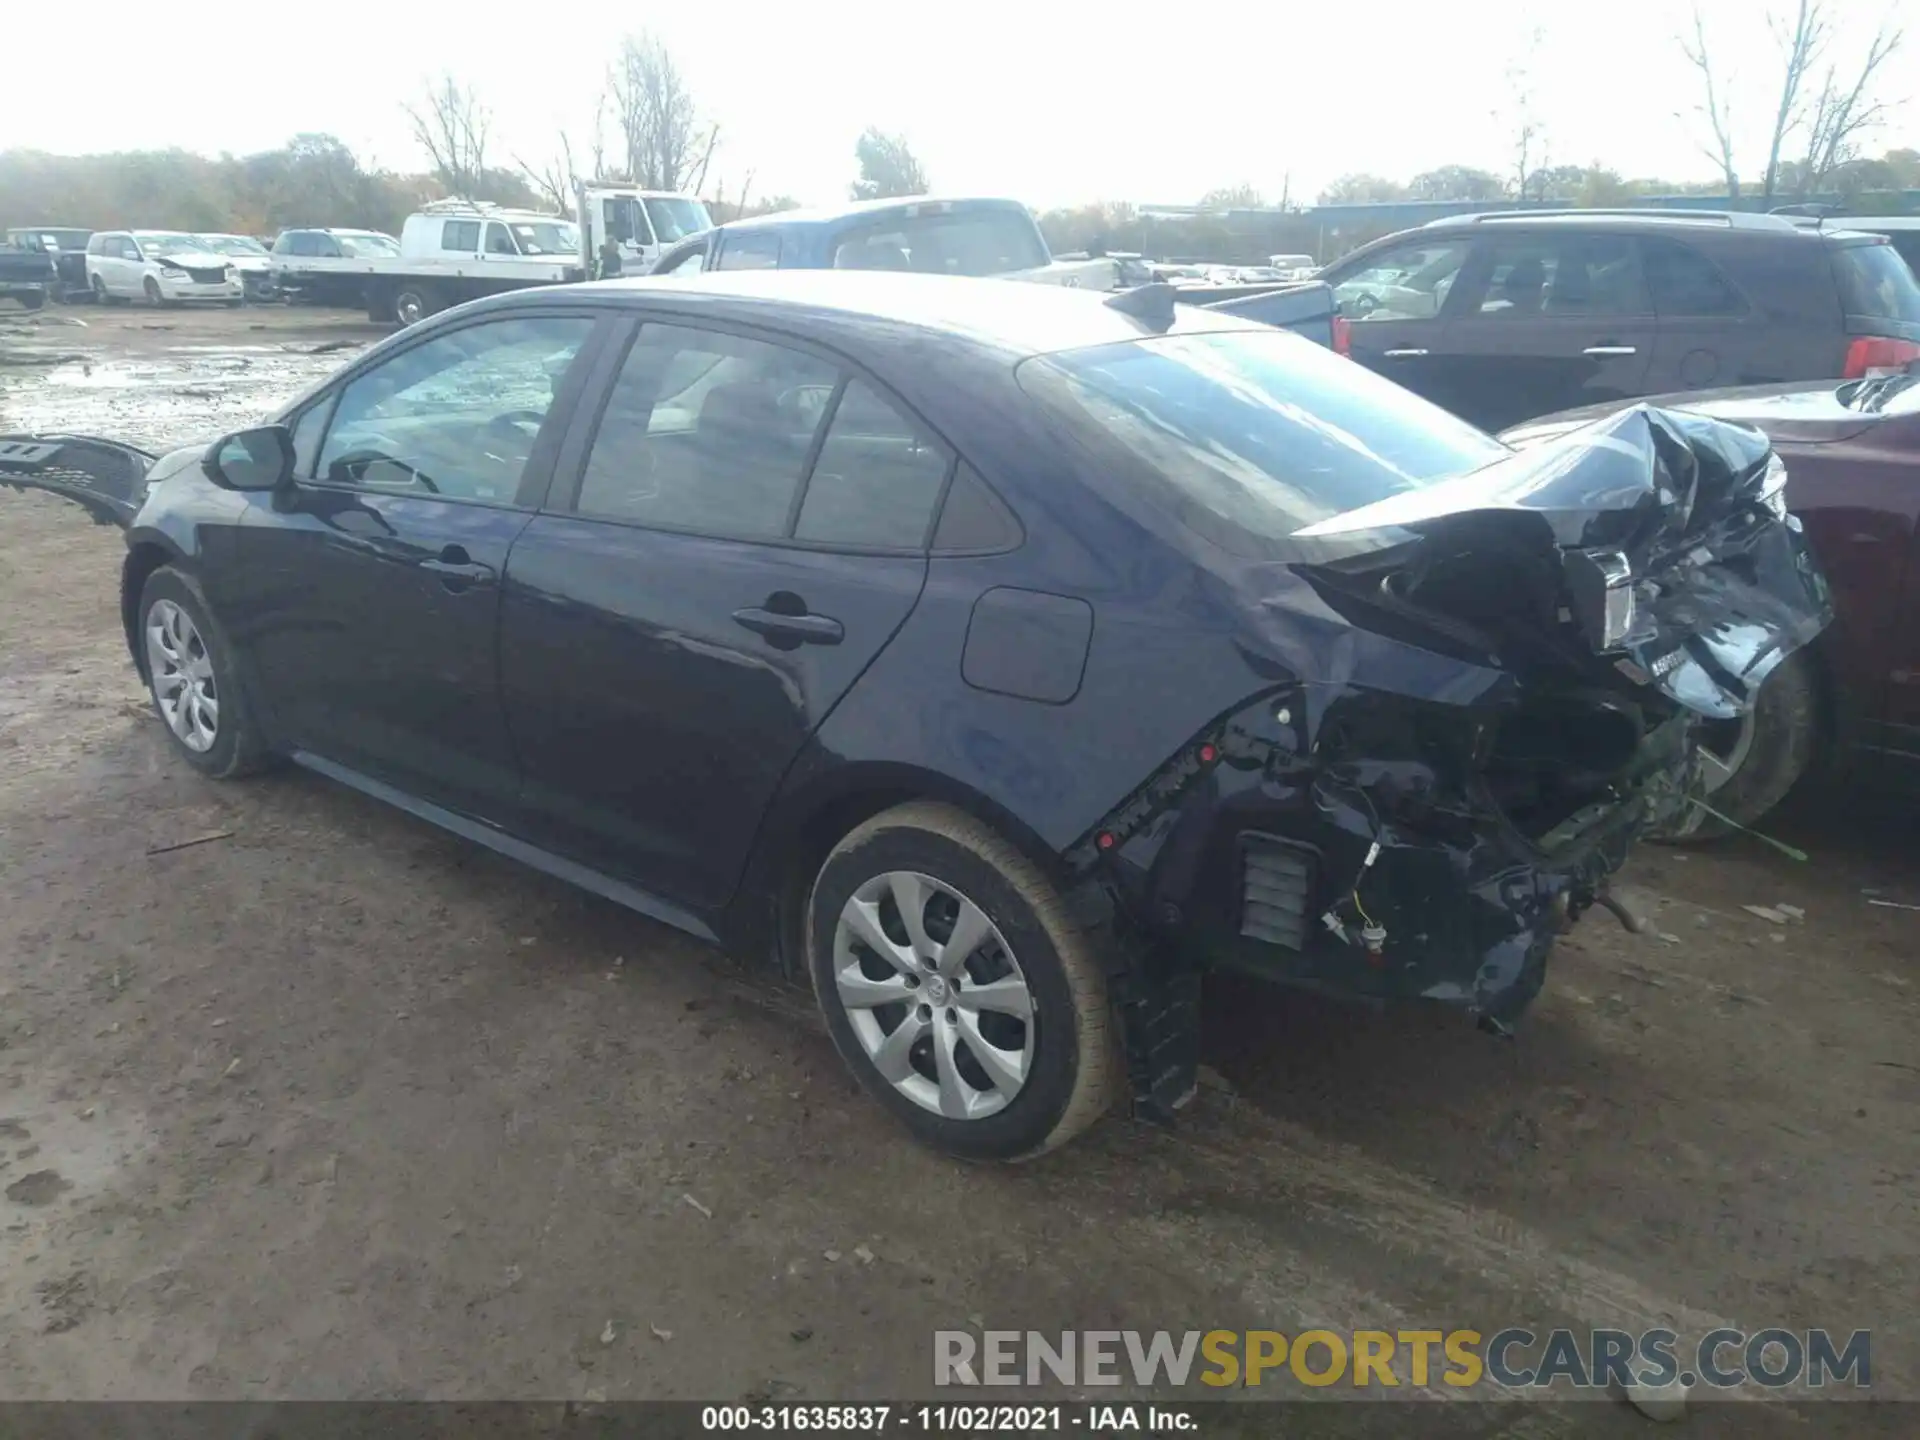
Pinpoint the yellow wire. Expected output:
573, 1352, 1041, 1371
1352, 890, 1377, 928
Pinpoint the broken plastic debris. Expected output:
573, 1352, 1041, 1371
681, 1193, 712, 1219
853, 1244, 875, 1265
650, 1323, 673, 1342
600, 1320, 617, 1346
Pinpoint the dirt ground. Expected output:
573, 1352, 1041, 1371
0, 302, 1915, 1429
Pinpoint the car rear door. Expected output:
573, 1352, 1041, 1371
498, 314, 944, 916
1323, 236, 1476, 411
1436, 230, 1657, 431
225, 310, 604, 823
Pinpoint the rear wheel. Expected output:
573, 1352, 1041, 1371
807, 803, 1119, 1160
392, 284, 440, 327
1667, 648, 1820, 841
91, 275, 117, 306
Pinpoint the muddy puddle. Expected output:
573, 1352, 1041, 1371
0, 346, 356, 454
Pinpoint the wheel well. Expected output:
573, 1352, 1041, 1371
121, 543, 172, 678
745, 775, 1070, 981
1797, 636, 1843, 778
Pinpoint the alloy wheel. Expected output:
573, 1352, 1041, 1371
832, 870, 1036, 1121
145, 598, 219, 752
1695, 713, 1755, 796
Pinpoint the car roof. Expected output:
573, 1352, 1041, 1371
718, 196, 1033, 237
1419, 208, 1826, 238
558, 270, 1250, 357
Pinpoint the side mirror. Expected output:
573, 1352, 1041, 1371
203, 425, 294, 491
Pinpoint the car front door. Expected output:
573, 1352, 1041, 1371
1439, 231, 1658, 431
226, 311, 603, 822
1325, 237, 1475, 412
499, 316, 946, 916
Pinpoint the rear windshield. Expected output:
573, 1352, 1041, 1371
1832, 240, 1920, 324
1017, 329, 1507, 559
831, 208, 1050, 277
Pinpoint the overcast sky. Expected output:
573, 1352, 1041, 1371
4, 0, 1915, 207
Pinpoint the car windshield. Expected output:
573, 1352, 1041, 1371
510, 221, 578, 255
1832, 240, 1920, 324
338, 233, 400, 257
134, 232, 199, 252
643, 197, 713, 244
197, 234, 267, 256
831, 208, 1051, 277
1018, 328, 1508, 559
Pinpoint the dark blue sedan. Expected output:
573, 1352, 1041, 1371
0, 272, 1827, 1158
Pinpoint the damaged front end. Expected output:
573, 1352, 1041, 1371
1072, 406, 1831, 1110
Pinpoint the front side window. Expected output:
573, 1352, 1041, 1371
338, 233, 398, 258
1332, 241, 1471, 322
1019, 329, 1507, 559
485, 223, 518, 256
573, 323, 838, 539
716, 232, 782, 271
644, 196, 713, 245
315, 315, 594, 503
794, 381, 951, 548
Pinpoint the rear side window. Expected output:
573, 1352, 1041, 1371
1641, 239, 1746, 317
716, 232, 782, 271
793, 380, 951, 548
1832, 240, 1920, 324
830, 208, 1050, 276
1468, 234, 1648, 318
573, 323, 838, 539
1018, 330, 1507, 559
442, 220, 481, 252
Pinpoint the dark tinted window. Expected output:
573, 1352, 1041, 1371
1832, 240, 1920, 323
793, 380, 951, 548
485, 223, 517, 256
442, 220, 481, 252
1642, 239, 1746, 316
716, 231, 782, 270
830, 208, 1049, 276
1018, 330, 1506, 557
316, 316, 592, 503
1470, 235, 1648, 318
573, 323, 837, 539
932, 463, 1021, 552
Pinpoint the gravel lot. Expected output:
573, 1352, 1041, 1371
1, 303, 1914, 1429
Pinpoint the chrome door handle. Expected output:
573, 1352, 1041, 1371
1582, 345, 1638, 356
1382, 348, 1429, 358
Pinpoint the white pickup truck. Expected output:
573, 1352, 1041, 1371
269, 187, 713, 325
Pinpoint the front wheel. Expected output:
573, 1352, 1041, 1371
1666, 648, 1821, 841
143, 276, 168, 308
139, 568, 269, 780
807, 803, 1120, 1160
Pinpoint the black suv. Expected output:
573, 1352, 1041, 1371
1316, 209, 1920, 432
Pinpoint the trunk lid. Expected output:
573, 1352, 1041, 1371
1294, 405, 1833, 720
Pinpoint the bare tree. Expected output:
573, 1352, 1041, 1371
403, 74, 491, 200
1761, 1, 1829, 200
1678, 4, 1741, 197
1500, 28, 1550, 202
609, 31, 719, 192
1795, 21, 1903, 194
515, 131, 578, 214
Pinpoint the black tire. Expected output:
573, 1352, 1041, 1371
1669, 648, 1820, 841
807, 802, 1119, 1161
392, 284, 439, 327
20, 289, 45, 312
225, 298, 244, 309
91, 275, 119, 307
137, 567, 270, 781
365, 284, 397, 324
143, 276, 167, 308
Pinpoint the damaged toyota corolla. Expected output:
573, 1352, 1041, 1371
0, 272, 1830, 1159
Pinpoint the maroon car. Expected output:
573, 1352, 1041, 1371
1503, 372, 1920, 834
